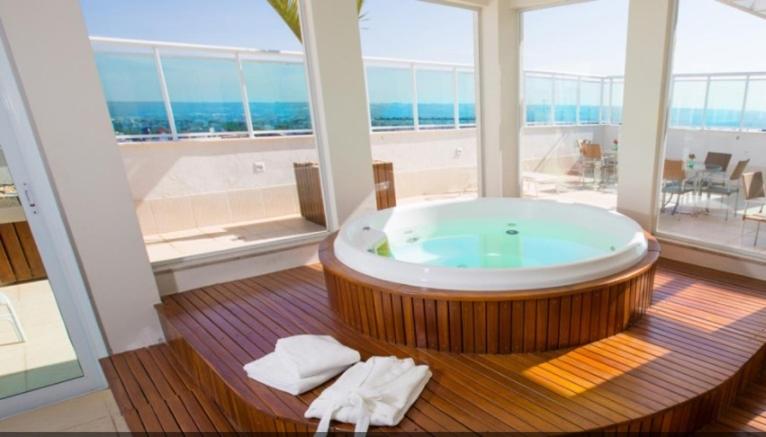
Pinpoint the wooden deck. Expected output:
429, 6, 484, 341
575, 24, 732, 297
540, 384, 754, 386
705, 373, 766, 433
104, 259, 766, 433
101, 344, 237, 433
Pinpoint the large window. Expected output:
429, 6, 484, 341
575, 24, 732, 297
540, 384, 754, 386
524, 73, 623, 127
84, 0, 329, 263
657, 0, 766, 257
242, 60, 312, 132
668, 74, 766, 132
162, 55, 247, 135
93, 51, 170, 137
367, 66, 415, 129
521, 0, 628, 211
360, 0, 479, 205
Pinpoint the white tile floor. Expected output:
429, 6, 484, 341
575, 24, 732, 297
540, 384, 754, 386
657, 192, 766, 253
0, 389, 128, 432
526, 176, 766, 255
0, 280, 81, 400
525, 179, 618, 210
144, 214, 327, 263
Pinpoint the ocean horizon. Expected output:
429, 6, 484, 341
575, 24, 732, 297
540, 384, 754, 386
106, 101, 477, 136
105, 101, 766, 137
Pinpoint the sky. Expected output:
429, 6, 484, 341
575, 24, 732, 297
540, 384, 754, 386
80, 0, 766, 81
80, 0, 476, 64
523, 0, 766, 76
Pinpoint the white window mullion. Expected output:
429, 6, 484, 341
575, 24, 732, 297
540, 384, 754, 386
453, 67, 460, 129
235, 52, 255, 138
152, 47, 178, 140
411, 64, 419, 130
739, 75, 750, 132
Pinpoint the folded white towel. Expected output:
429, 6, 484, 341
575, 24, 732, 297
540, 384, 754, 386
244, 352, 346, 395
243, 335, 360, 395
305, 356, 432, 434
275, 335, 361, 379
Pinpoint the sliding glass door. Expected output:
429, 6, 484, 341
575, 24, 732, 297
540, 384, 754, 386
520, 0, 628, 210
0, 39, 105, 418
656, 0, 766, 257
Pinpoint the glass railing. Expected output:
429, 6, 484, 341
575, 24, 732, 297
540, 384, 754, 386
669, 73, 766, 132
523, 71, 624, 127
91, 37, 766, 142
90, 37, 476, 142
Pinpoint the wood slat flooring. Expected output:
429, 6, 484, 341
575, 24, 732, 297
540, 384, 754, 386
107, 259, 766, 433
704, 373, 766, 432
101, 344, 238, 434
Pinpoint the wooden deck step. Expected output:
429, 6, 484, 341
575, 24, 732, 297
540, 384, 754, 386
703, 372, 766, 432
100, 344, 238, 433
110, 259, 766, 433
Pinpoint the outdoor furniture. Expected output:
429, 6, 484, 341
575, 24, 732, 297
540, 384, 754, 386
662, 159, 695, 215
293, 161, 397, 227
741, 171, 766, 247
685, 161, 721, 196
579, 143, 603, 187
601, 149, 618, 186
0, 291, 25, 345
703, 159, 749, 220
704, 152, 733, 172
702, 152, 733, 187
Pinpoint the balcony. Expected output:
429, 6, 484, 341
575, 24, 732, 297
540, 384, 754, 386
91, 37, 766, 264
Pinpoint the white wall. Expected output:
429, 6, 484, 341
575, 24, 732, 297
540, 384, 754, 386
616, 0, 676, 230
520, 125, 610, 173
480, 0, 523, 197
121, 130, 478, 201
665, 128, 766, 172
0, 0, 163, 353
121, 129, 480, 235
299, 0, 376, 228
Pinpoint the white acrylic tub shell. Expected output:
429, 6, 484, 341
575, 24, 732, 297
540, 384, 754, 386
333, 198, 648, 291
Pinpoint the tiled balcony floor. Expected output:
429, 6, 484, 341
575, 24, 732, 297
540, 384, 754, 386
142, 187, 766, 265
0, 280, 81, 400
528, 178, 766, 256
144, 215, 327, 264
657, 193, 766, 254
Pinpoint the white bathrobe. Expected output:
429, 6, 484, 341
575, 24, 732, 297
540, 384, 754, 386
305, 356, 432, 434
243, 335, 360, 395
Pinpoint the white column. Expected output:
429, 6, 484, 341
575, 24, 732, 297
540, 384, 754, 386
617, 0, 677, 229
478, 0, 523, 197
299, 0, 376, 228
0, 0, 163, 353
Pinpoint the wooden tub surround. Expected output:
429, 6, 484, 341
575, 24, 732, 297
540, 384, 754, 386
104, 259, 766, 433
319, 232, 660, 353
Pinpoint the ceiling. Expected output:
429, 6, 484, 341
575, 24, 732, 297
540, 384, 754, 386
718, 0, 766, 20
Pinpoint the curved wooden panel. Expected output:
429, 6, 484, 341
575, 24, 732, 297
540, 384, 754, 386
320, 232, 660, 353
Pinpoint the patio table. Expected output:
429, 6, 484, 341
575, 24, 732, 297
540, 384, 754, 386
683, 162, 723, 214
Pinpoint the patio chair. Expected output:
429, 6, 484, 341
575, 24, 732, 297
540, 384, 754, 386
741, 171, 766, 247
704, 159, 749, 220
579, 143, 602, 187
703, 152, 733, 186
661, 159, 695, 215
0, 291, 25, 345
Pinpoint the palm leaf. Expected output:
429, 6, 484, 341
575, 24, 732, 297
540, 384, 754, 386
267, 0, 366, 43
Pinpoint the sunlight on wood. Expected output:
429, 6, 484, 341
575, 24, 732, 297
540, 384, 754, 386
521, 337, 671, 397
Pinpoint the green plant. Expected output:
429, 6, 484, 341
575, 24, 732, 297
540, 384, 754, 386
267, 0, 366, 43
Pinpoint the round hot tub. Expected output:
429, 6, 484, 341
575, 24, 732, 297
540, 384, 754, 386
319, 198, 660, 354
